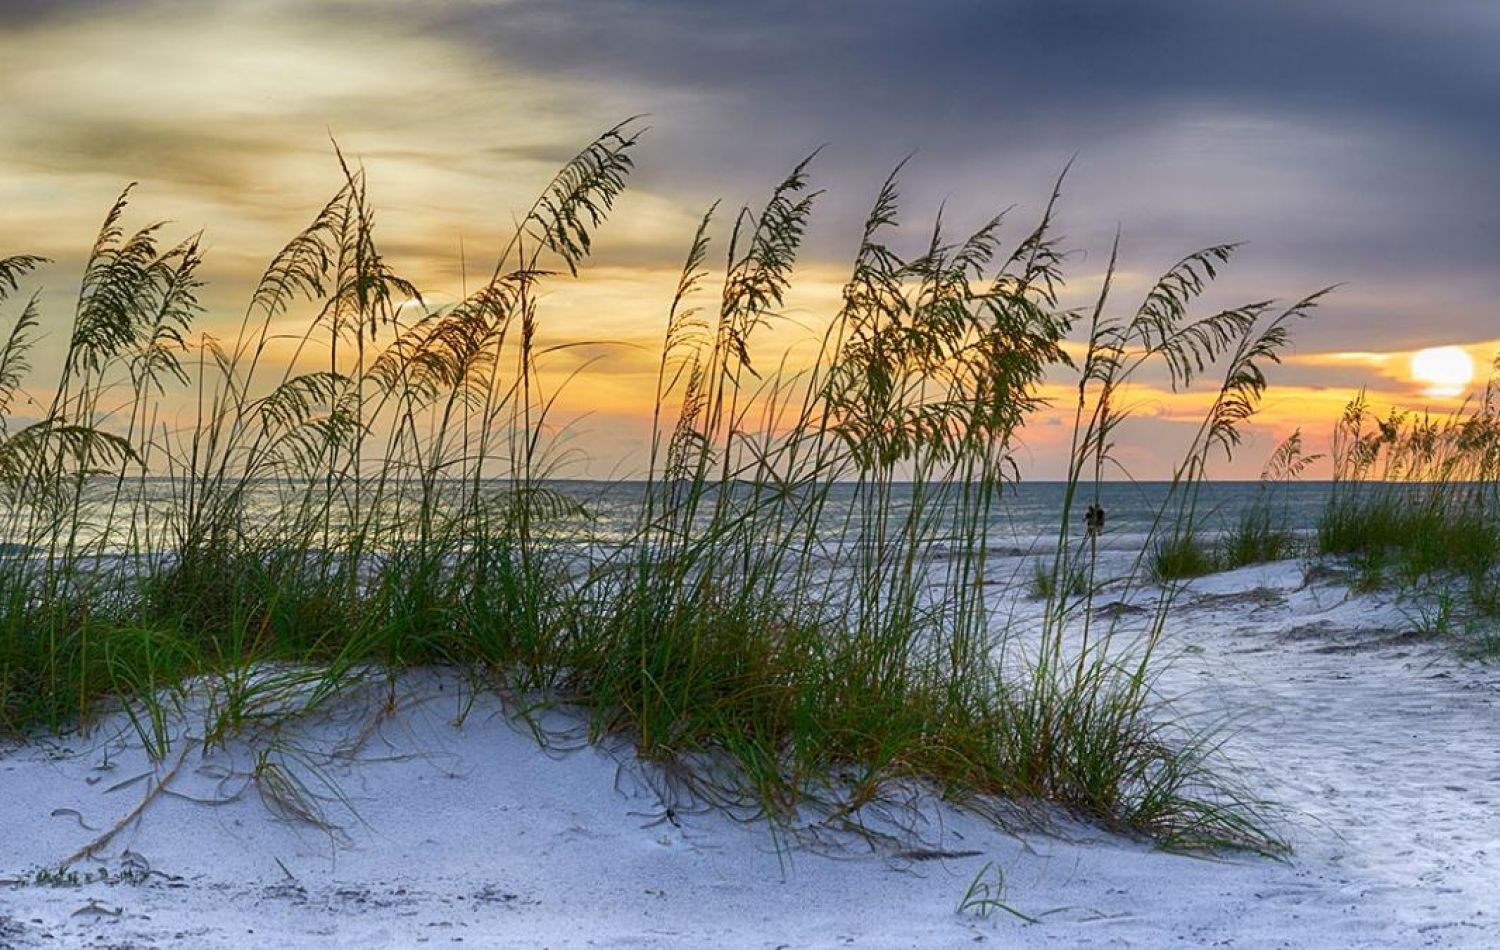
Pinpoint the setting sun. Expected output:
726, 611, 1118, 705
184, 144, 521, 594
1411, 345, 1475, 397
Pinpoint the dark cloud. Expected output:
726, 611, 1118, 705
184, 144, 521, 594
421, 1, 1499, 152
0, 0, 134, 23
5, 0, 1497, 362
380, 0, 1500, 353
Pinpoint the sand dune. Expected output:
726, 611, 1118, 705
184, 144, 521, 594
3, 560, 1497, 948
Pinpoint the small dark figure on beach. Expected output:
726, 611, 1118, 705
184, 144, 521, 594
1085, 504, 1106, 536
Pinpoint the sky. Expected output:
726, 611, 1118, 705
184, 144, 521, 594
1, 0, 1496, 478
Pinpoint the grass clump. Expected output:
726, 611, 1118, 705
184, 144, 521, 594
0, 123, 1321, 853
1149, 431, 1320, 582
1032, 560, 1086, 600
1318, 391, 1500, 638
1218, 507, 1294, 569
957, 861, 1038, 922
1149, 531, 1219, 582
1218, 429, 1320, 570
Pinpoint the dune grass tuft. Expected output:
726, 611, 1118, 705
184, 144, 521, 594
1149, 531, 1219, 582
1317, 390, 1500, 650
0, 124, 1322, 853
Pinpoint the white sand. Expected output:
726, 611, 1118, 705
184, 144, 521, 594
3, 560, 1498, 948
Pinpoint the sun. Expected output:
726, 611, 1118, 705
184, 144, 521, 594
1410, 345, 1475, 397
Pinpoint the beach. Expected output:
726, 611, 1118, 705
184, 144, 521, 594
4, 556, 1496, 948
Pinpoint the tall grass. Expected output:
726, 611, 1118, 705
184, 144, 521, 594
1318, 385, 1500, 621
1149, 531, 1220, 582
1150, 429, 1320, 581
0, 124, 1317, 852
1220, 429, 1319, 569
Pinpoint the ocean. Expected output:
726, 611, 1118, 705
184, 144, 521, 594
547, 479, 1335, 556
7, 477, 1339, 562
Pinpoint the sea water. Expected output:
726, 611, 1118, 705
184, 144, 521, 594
3, 477, 1338, 561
